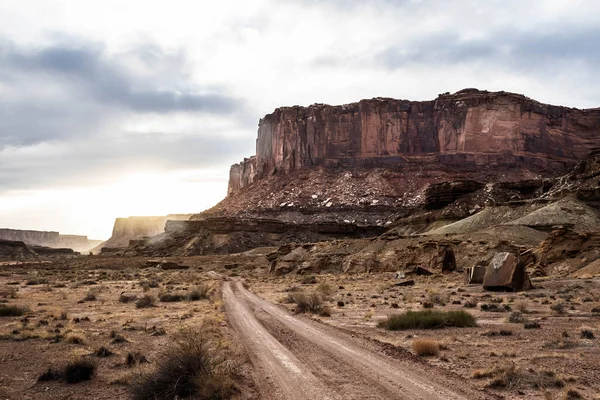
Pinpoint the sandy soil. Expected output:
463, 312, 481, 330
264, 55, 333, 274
224, 280, 492, 399
248, 272, 600, 400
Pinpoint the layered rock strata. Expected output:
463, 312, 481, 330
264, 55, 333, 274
229, 89, 600, 195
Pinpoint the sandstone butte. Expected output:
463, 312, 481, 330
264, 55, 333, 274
228, 88, 600, 195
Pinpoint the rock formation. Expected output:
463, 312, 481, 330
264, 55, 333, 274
0, 229, 102, 253
228, 89, 600, 194
97, 214, 192, 252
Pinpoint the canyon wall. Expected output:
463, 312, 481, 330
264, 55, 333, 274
0, 229, 101, 252
229, 89, 600, 195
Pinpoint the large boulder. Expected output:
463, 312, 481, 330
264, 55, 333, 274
483, 252, 532, 292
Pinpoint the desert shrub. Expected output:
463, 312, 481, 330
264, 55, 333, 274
0, 304, 28, 317
473, 364, 566, 390
126, 351, 149, 367
316, 282, 334, 298
119, 293, 138, 303
186, 284, 210, 301
480, 303, 511, 312
562, 388, 583, 399
159, 292, 185, 302
81, 291, 97, 302
94, 346, 114, 357
337, 301, 345, 307
506, 311, 526, 323
482, 330, 512, 337
131, 329, 239, 400
378, 310, 476, 330
524, 322, 541, 329
580, 329, 595, 339
290, 292, 330, 316
412, 339, 440, 356
515, 301, 529, 313
136, 295, 156, 309
427, 291, 448, 306
463, 299, 478, 308
422, 301, 434, 309
300, 275, 317, 285
66, 334, 85, 345
38, 368, 60, 381
0, 287, 17, 299
64, 358, 96, 383
26, 278, 49, 285
591, 307, 600, 313
551, 302, 566, 315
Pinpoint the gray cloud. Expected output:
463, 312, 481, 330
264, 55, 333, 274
0, 40, 241, 117
0, 38, 255, 193
377, 27, 600, 72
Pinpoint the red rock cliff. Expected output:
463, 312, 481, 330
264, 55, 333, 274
229, 89, 600, 195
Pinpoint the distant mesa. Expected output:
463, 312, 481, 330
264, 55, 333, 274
95, 214, 192, 253
0, 228, 102, 253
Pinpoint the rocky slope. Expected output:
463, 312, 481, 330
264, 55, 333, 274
124, 89, 600, 267
205, 89, 600, 229
0, 229, 102, 253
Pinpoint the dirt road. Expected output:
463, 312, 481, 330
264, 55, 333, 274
223, 280, 493, 400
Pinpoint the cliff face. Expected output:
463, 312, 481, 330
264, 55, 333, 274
97, 214, 193, 251
230, 89, 600, 194
0, 229, 101, 252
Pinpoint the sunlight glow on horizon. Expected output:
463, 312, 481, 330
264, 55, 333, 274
0, 169, 228, 239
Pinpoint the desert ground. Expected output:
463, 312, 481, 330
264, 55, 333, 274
1, 254, 598, 400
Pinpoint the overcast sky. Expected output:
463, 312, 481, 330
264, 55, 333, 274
1, 0, 599, 239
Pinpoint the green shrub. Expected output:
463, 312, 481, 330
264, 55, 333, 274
378, 310, 476, 330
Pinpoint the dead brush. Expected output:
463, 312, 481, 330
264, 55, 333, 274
289, 291, 330, 316
472, 363, 567, 390
130, 327, 240, 400
412, 339, 440, 357
427, 291, 449, 306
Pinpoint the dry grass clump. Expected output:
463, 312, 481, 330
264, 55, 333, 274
81, 290, 97, 302
412, 339, 440, 356
463, 299, 478, 308
378, 310, 476, 330
135, 294, 156, 308
472, 364, 569, 391
316, 282, 334, 298
159, 292, 185, 302
186, 284, 210, 301
0, 286, 17, 299
551, 302, 566, 315
562, 388, 583, 399
131, 328, 239, 400
289, 291, 330, 316
119, 293, 138, 303
39, 357, 96, 384
427, 291, 449, 306
0, 304, 28, 317
126, 351, 149, 366
506, 311, 526, 323
66, 334, 85, 345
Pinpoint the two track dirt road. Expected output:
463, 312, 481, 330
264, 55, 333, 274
223, 280, 493, 400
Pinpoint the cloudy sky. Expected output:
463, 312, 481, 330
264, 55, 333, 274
1, 0, 599, 239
